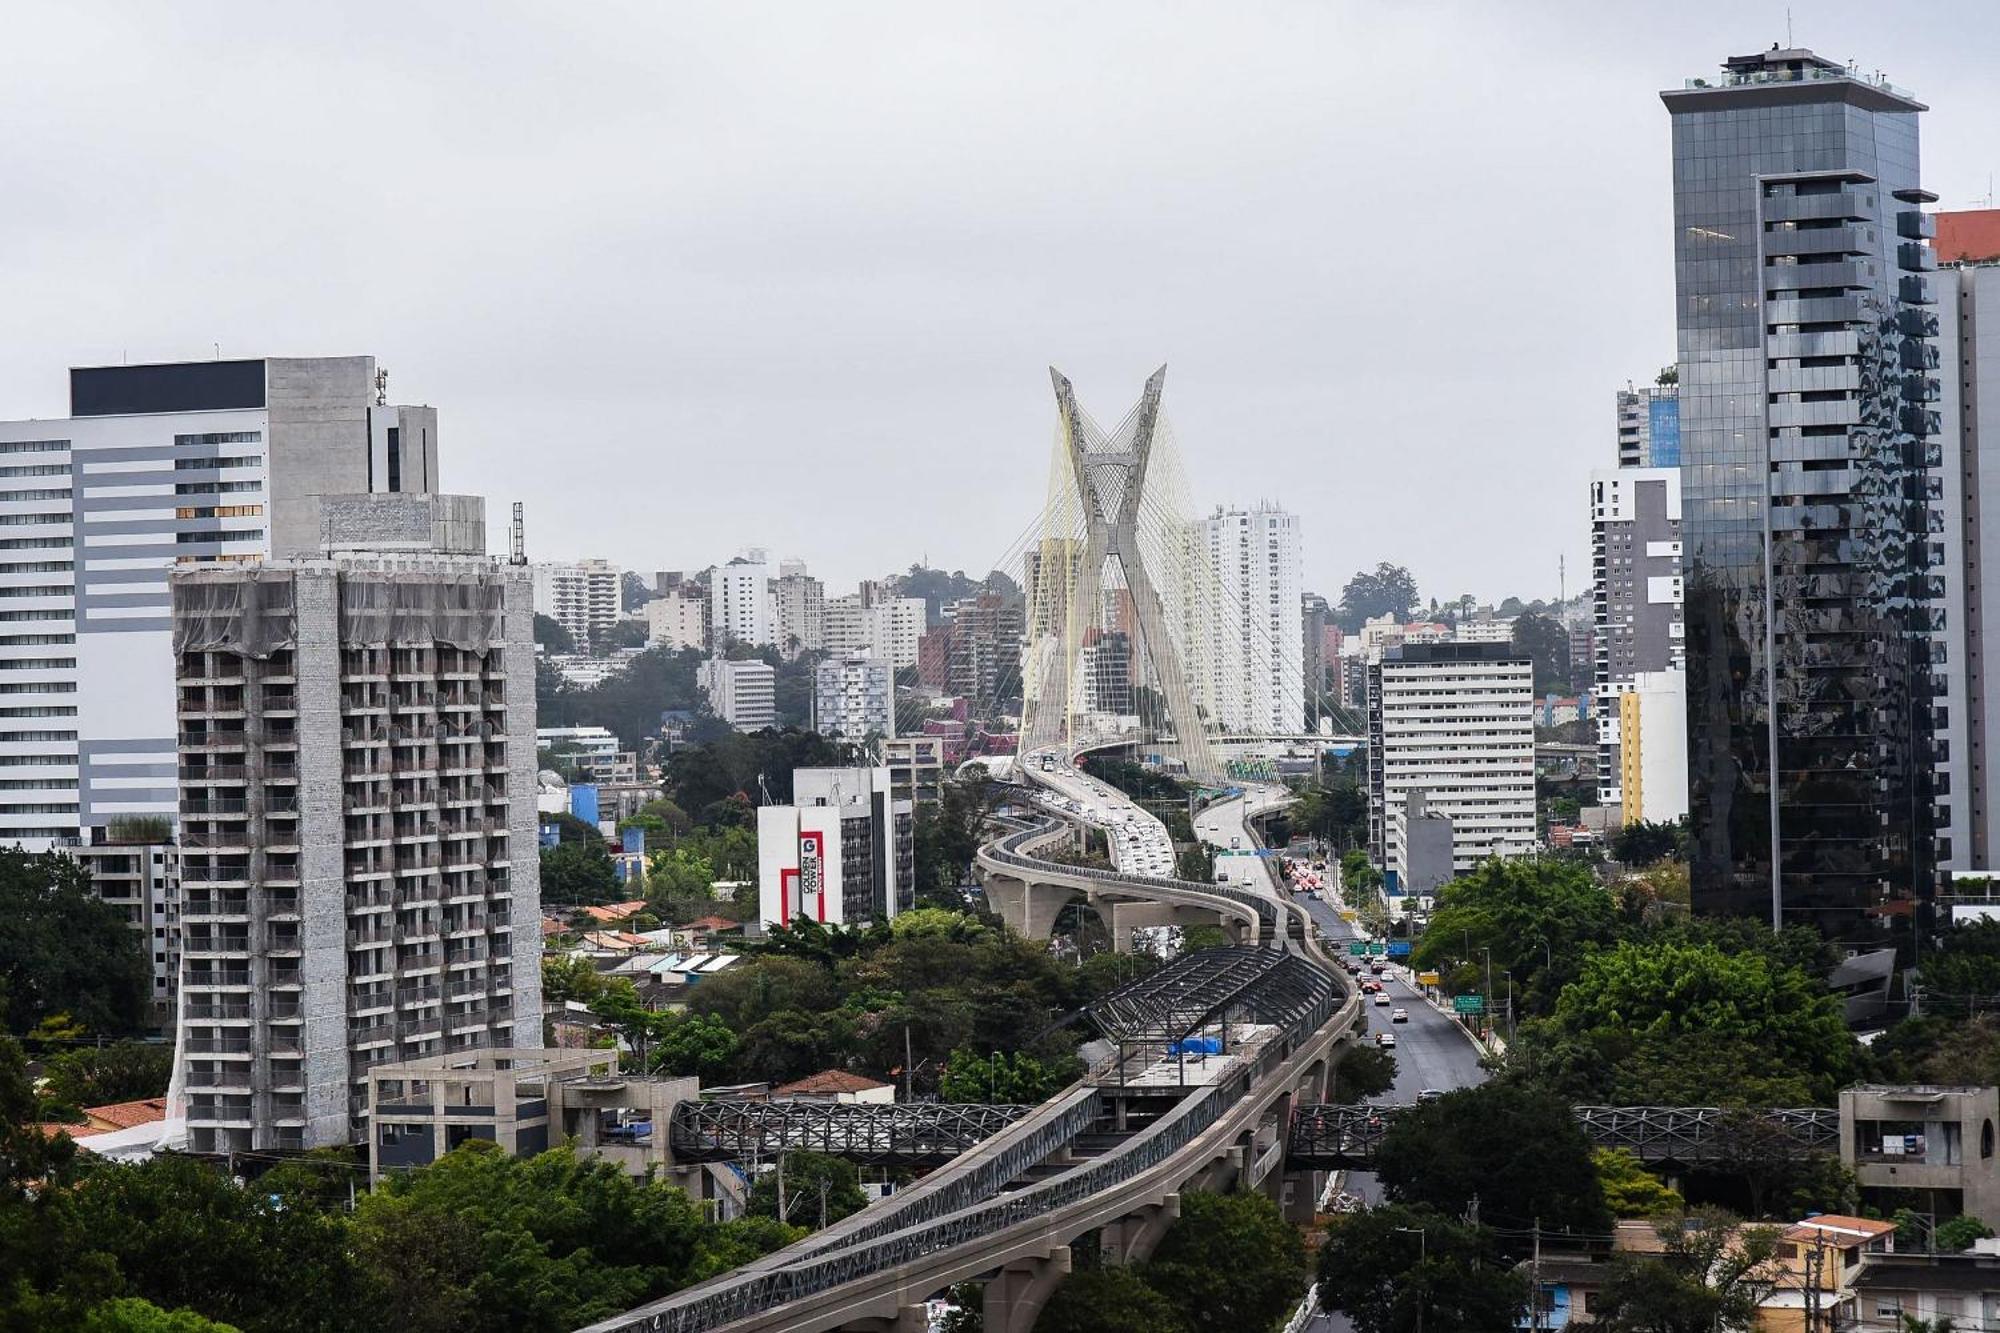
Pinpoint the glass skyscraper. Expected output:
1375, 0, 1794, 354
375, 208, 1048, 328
1662, 48, 1941, 950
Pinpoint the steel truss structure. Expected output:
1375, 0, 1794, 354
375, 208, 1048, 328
1018, 367, 1222, 782
669, 1100, 1035, 1167
1287, 1103, 1841, 1168
1087, 945, 1336, 1046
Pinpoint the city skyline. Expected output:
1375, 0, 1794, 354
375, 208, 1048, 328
8, 4, 2000, 601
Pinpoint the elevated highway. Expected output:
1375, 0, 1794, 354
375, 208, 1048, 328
580, 743, 1360, 1333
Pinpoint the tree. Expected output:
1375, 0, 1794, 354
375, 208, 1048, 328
81, 1299, 243, 1333
1337, 564, 1419, 633
1594, 1148, 1684, 1218
914, 775, 1001, 899
937, 1048, 1063, 1103
651, 1011, 739, 1081
1535, 938, 1856, 1105
1410, 857, 1618, 1018
1591, 1208, 1778, 1333
1510, 613, 1573, 694
1034, 1265, 1188, 1333
1610, 819, 1685, 867
1935, 1214, 1996, 1253
1316, 1204, 1527, 1333
539, 839, 619, 905
1373, 1083, 1611, 1238
0, 848, 151, 1036
1331, 1045, 1398, 1103
37, 1041, 173, 1119
620, 571, 653, 613
746, 1151, 868, 1231
645, 849, 717, 908
1144, 1191, 1308, 1331
533, 613, 576, 655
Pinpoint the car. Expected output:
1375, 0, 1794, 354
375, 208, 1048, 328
1373, 992, 1390, 1007
1360, 980, 1379, 993
1375, 1032, 1396, 1048
1391, 1008, 1409, 1023
1369, 962, 1387, 976
1416, 1089, 1444, 1104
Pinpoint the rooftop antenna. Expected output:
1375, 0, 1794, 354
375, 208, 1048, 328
509, 502, 527, 566
1785, 8, 1793, 47
757, 773, 774, 807
374, 367, 389, 406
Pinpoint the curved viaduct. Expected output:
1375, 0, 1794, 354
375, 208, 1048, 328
579, 753, 1359, 1333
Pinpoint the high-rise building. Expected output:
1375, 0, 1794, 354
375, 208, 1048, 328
757, 766, 913, 927
171, 493, 541, 1153
530, 559, 621, 649
772, 567, 825, 657
1618, 670, 1690, 826
812, 655, 893, 740
1589, 468, 1685, 815
1080, 629, 1134, 716
709, 552, 774, 649
1616, 381, 1682, 468
1190, 503, 1304, 734
942, 590, 1025, 714
1367, 642, 1535, 881
1930, 232, 2000, 868
0, 355, 439, 852
643, 591, 707, 651
1302, 592, 1332, 720
699, 657, 775, 732
822, 587, 924, 669
76, 831, 179, 1021
1664, 48, 1940, 942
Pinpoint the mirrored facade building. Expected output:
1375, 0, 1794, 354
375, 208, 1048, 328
1662, 48, 1941, 950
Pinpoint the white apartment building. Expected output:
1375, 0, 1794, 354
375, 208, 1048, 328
644, 591, 706, 651
535, 725, 620, 766
758, 766, 912, 928
171, 493, 541, 1152
1618, 669, 1689, 826
0, 355, 438, 850
530, 559, 621, 649
1453, 618, 1515, 645
1367, 642, 1536, 877
824, 591, 924, 669
812, 655, 894, 740
772, 566, 824, 657
709, 551, 774, 649
1190, 503, 1304, 734
700, 657, 776, 732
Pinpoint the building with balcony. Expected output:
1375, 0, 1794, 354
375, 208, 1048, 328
0, 355, 438, 850
1589, 467, 1684, 814
76, 824, 180, 1023
530, 558, 621, 649
1367, 641, 1536, 875
1663, 48, 1940, 956
170, 493, 542, 1153
812, 654, 893, 741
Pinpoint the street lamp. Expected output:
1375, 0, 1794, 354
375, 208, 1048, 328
1394, 1225, 1427, 1333
1481, 947, 1495, 1040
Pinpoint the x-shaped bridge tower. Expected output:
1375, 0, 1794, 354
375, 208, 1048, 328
1021, 366, 1221, 784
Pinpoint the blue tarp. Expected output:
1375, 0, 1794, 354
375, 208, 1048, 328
1170, 1036, 1222, 1056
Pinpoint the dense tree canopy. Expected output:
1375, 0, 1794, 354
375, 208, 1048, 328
37, 1042, 173, 1121
1317, 1203, 1526, 1333
0, 849, 150, 1036
663, 729, 859, 819
1521, 938, 1855, 1106
1510, 612, 1573, 694
1143, 1190, 1309, 1331
1336, 563, 1419, 632
1373, 1084, 1611, 1239
1411, 858, 1619, 1016
1590, 1208, 1779, 1333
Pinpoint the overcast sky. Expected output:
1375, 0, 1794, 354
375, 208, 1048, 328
3, 1, 1996, 605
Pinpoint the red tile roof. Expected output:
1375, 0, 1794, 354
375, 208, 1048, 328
83, 1097, 168, 1131
580, 900, 649, 924
1938, 209, 2000, 264
685, 915, 742, 932
773, 1069, 893, 1096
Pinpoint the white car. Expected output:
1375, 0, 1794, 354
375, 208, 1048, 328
1373, 992, 1391, 1007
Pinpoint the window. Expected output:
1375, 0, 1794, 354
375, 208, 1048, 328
173, 431, 261, 446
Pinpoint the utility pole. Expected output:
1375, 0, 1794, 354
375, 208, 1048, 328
1528, 1219, 1543, 1333
904, 1025, 916, 1102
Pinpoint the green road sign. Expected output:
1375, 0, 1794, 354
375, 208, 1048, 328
1348, 943, 1366, 956
1452, 994, 1485, 1015
1368, 942, 1387, 956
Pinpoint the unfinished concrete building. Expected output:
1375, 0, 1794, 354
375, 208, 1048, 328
171, 494, 543, 1152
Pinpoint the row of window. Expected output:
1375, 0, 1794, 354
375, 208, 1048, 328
0, 441, 68, 455
173, 432, 262, 447
173, 456, 259, 471
174, 505, 263, 520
